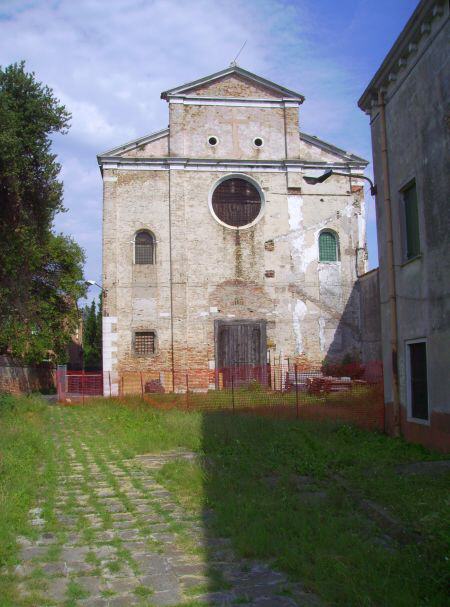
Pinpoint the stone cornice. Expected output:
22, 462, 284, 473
168, 96, 300, 108
98, 156, 367, 174
359, 0, 447, 111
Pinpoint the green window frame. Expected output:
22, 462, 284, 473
319, 231, 338, 262
402, 181, 421, 259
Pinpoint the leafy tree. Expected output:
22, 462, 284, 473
82, 297, 102, 369
0, 62, 86, 362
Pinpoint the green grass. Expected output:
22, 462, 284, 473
0, 394, 57, 605
0, 394, 448, 607
156, 414, 449, 607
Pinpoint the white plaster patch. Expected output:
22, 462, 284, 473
293, 299, 307, 353
302, 240, 318, 273
288, 195, 302, 232
318, 317, 326, 353
159, 312, 171, 317
102, 316, 118, 395
132, 298, 157, 319
287, 195, 308, 272
344, 200, 354, 218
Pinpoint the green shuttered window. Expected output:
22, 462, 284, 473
403, 181, 421, 259
319, 231, 338, 262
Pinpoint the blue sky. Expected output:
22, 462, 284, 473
1, 0, 418, 303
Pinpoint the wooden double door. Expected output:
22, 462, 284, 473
215, 320, 267, 386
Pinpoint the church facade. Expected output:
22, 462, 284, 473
98, 66, 369, 393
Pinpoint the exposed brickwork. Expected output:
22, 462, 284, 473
0, 357, 55, 395
186, 73, 284, 98
122, 135, 169, 158
101, 69, 369, 392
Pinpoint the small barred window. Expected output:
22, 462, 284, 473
319, 231, 339, 262
135, 231, 155, 265
134, 331, 156, 355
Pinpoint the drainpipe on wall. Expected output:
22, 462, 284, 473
378, 89, 401, 437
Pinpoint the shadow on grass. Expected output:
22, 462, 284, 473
158, 409, 449, 606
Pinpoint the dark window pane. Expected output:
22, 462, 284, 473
403, 182, 420, 259
409, 342, 428, 420
135, 231, 154, 264
212, 178, 261, 227
134, 331, 155, 355
319, 231, 337, 261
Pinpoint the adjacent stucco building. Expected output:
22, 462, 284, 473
359, 0, 449, 451
99, 65, 370, 393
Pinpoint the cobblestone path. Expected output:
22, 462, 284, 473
11, 413, 321, 606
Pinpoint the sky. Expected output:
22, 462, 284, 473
1, 0, 419, 303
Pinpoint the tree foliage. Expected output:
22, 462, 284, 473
0, 62, 86, 361
82, 297, 102, 369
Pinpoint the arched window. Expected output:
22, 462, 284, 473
135, 231, 155, 265
319, 230, 339, 262
211, 177, 262, 228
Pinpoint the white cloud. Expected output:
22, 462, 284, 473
0, 0, 381, 301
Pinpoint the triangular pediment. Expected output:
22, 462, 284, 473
161, 66, 304, 101
98, 128, 169, 159
300, 131, 368, 165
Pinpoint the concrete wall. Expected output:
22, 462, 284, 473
358, 269, 382, 363
366, 4, 450, 451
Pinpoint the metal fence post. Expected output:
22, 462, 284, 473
231, 372, 235, 413
140, 372, 144, 399
295, 363, 299, 419
186, 373, 189, 409
109, 371, 112, 398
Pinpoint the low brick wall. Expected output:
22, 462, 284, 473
0, 356, 55, 395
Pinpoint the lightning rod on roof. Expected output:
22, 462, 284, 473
230, 40, 247, 67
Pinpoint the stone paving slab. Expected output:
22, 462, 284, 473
7, 432, 322, 606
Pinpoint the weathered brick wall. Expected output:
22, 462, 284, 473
0, 356, 55, 395
186, 74, 283, 98
104, 168, 365, 381
122, 135, 169, 158
102, 72, 368, 392
169, 104, 291, 160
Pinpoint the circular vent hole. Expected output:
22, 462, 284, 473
208, 136, 218, 146
254, 137, 264, 147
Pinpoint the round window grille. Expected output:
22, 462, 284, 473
211, 177, 262, 228
208, 136, 218, 146
253, 137, 264, 147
